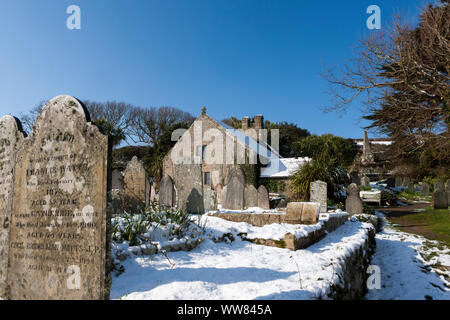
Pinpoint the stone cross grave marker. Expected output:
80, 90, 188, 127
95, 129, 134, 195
7, 95, 110, 300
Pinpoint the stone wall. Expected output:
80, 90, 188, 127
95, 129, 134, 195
327, 226, 376, 300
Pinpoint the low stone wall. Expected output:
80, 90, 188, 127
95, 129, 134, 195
328, 226, 376, 300
321, 213, 350, 233
240, 212, 350, 251
209, 212, 284, 227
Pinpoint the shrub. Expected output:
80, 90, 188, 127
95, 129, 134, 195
381, 190, 397, 205
290, 160, 328, 200
289, 160, 349, 201
362, 203, 375, 215
111, 202, 192, 246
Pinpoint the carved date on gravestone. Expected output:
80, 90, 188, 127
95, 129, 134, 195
7, 95, 110, 300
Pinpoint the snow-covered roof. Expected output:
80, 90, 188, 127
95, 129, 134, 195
260, 157, 312, 178
220, 122, 281, 160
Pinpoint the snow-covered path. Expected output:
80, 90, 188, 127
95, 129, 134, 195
365, 224, 450, 300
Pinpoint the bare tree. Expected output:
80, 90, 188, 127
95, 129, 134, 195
19, 100, 46, 133
82, 100, 131, 133
322, 1, 449, 169
127, 106, 195, 150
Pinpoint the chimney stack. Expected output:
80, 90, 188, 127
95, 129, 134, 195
254, 115, 264, 130
242, 116, 250, 130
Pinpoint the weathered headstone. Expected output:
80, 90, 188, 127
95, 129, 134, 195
433, 189, 448, 209
124, 156, 146, 203
8, 95, 110, 300
0, 116, 24, 298
421, 182, 430, 197
221, 186, 227, 208
285, 202, 304, 223
215, 184, 223, 206
285, 202, 320, 224
149, 183, 157, 203
433, 181, 448, 209
361, 176, 370, 188
345, 183, 363, 215
224, 167, 245, 210
310, 180, 327, 213
434, 179, 444, 193
257, 185, 270, 210
244, 185, 258, 208
203, 188, 217, 211
301, 202, 320, 224
395, 177, 403, 187
407, 182, 415, 193
276, 198, 287, 209
402, 177, 411, 187
111, 169, 124, 191
160, 175, 176, 207
446, 180, 450, 204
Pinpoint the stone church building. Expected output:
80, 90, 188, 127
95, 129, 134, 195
161, 108, 305, 213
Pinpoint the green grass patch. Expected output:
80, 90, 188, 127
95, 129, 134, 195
399, 206, 450, 246
398, 190, 432, 202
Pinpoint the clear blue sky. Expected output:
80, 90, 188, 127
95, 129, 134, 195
0, 0, 424, 139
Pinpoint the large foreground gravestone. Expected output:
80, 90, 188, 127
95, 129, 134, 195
7, 95, 111, 300
0, 116, 25, 298
345, 183, 363, 215
310, 180, 327, 213
224, 167, 245, 210
257, 185, 270, 210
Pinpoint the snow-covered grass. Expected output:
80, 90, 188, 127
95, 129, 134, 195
365, 213, 450, 300
111, 220, 373, 300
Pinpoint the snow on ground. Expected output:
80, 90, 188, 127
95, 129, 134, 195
201, 214, 323, 240
111, 220, 373, 300
365, 214, 450, 300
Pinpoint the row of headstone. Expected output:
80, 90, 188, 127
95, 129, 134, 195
395, 176, 412, 188
220, 167, 270, 210
0, 96, 111, 300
